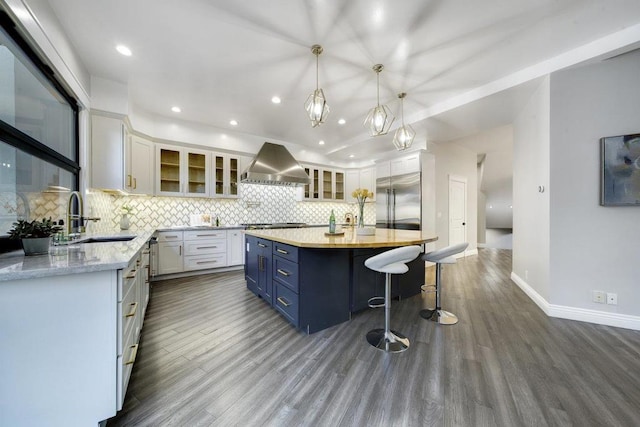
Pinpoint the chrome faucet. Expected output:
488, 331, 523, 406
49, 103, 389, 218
67, 191, 100, 238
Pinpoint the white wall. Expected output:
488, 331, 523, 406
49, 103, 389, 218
513, 77, 550, 301
549, 49, 640, 315
430, 142, 478, 250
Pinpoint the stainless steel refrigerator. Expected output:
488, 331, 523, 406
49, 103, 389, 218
376, 171, 421, 230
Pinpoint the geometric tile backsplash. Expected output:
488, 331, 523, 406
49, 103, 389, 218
88, 184, 376, 232
1, 184, 375, 236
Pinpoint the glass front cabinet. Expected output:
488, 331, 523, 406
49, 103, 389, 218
213, 153, 241, 198
301, 166, 344, 201
156, 144, 210, 197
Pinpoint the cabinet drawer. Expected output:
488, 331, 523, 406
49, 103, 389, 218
274, 282, 299, 326
184, 254, 227, 271
183, 238, 226, 256
273, 242, 298, 262
116, 325, 139, 411
184, 229, 226, 241
272, 256, 299, 293
157, 231, 184, 242
118, 280, 138, 355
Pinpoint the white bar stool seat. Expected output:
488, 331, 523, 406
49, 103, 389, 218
364, 245, 422, 353
420, 242, 468, 325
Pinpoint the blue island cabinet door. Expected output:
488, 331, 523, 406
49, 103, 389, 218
245, 236, 259, 296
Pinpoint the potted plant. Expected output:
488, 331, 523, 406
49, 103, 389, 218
8, 217, 61, 256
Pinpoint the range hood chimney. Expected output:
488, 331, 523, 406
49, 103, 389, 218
241, 142, 309, 186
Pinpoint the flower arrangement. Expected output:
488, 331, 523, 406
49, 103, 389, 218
121, 204, 133, 215
352, 188, 373, 228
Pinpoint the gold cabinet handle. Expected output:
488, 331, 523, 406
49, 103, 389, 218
257, 243, 267, 248
165, 235, 179, 239
277, 297, 291, 307
127, 174, 132, 187
276, 248, 289, 255
196, 260, 218, 265
125, 302, 138, 318
277, 268, 290, 277
125, 344, 139, 365
133, 177, 137, 189
125, 271, 136, 279
142, 250, 150, 254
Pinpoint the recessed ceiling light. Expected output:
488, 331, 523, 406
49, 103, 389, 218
271, 96, 281, 104
116, 45, 132, 56
319, 140, 325, 145
349, 154, 355, 158
338, 118, 346, 125
171, 106, 181, 113
229, 119, 238, 126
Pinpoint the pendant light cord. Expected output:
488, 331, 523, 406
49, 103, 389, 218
376, 71, 380, 107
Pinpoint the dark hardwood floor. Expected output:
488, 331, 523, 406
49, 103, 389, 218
108, 249, 640, 426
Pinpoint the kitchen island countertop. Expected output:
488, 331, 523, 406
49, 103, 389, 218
243, 227, 437, 248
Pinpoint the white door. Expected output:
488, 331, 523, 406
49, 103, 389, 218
448, 175, 467, 248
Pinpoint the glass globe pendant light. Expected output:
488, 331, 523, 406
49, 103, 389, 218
304, 44, 330, 127
392, 92, 415, 150
364, 64, 394, 136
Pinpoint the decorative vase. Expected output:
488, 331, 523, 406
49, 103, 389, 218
120, 214, 130, 230
22, 237, 51, 256
358, 203, 365, 228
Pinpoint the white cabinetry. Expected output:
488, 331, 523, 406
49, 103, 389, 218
227, 229, 244, 266
127, 135, 154, 194
157, 231, 184, 275
156, 145, 210, 197
345, 167, 376, 202
91, 113, 154, 194
183, 229, 227, 271
300, 166, 345, 201
212, 153, 242, 198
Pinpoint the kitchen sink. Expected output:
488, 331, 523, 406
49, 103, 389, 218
80, 236, 136, 243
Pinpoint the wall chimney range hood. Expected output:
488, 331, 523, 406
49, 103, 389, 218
241, 142, 310, 186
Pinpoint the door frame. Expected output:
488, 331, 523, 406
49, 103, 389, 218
448, 174, 468, 252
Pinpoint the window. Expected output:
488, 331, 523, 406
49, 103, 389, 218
0, 11, 79, 252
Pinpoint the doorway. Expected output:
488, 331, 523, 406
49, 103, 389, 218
448, 175, 467, 247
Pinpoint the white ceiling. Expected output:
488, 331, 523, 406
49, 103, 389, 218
44, 0, 640, 161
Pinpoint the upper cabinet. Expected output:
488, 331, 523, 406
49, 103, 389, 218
377, 153, 421, 178
91, 113, 153, 194
128, 135, 153, 194
212, 153, 241, 198
300, 166, 344, 201
345, 167, 376, 202
156, 144, 210, 197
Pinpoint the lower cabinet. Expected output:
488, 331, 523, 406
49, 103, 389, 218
245, 235, 272, 303
156, 228, 245, 277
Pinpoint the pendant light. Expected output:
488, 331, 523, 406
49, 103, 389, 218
392, 92, 415, 151
304, 44, 330, 127
364, 64, 394, 136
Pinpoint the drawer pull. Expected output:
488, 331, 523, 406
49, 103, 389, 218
196, 246, 217, 249
276, 248, 289, 255
196, 234, 220, 237
125, 271, 136, 279
125, 344, 139, 365
142, 250, 150, 254
196, 260, 218, 265
277, 268, 290, 277
125, 302, 138, 318
164, 235, 179, 239
277, 297, 291, 307
257, 243, 267, 248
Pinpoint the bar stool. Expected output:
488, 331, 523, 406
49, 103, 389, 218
364, 245, 422, 353
420, 242, 468, 325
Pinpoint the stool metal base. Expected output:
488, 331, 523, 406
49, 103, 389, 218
419, 308, 458, 325
366, 329, 410, 353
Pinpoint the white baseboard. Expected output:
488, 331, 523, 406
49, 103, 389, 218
477, 243, 487, 248
510, 272, 640, 331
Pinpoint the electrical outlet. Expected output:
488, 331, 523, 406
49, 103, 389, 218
592, 290, 606, 304
607, 293, 618, 305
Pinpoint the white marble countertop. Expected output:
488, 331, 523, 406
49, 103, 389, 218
155, 225, 244, 231
0, 230, 155, 282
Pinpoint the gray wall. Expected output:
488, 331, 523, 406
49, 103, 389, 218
549, 50, 640, 314
513, 77, 550, 301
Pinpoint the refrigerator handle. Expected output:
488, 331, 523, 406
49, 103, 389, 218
386, 188, 391, 227
392, 188, 396, 226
